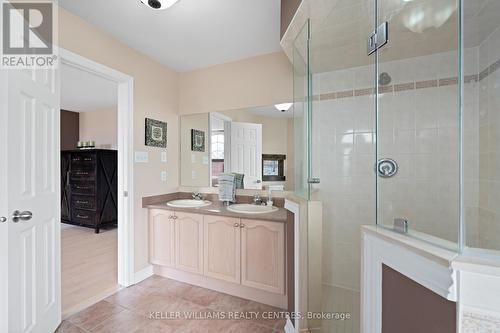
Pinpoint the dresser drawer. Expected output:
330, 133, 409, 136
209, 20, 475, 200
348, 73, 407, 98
72, 195, 96, 210
71, 167, 96, 179
70, 181, 95, 195
72, 209, 96, 226
71, 153, 96, 165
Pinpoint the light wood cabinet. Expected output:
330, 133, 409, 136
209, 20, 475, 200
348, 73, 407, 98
203, 215, 241, 284
175, 212, 204, 274
241, 219, 285, 294
149, 209, 286, 298
149, 209, 175, 267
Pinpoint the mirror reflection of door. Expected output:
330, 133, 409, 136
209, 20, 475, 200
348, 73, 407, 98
230, 122, 263, 189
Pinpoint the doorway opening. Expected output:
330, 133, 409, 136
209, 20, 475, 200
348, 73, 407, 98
60, 49, 134, 318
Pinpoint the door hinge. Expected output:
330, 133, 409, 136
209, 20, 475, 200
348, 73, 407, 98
367, 21, 389, 55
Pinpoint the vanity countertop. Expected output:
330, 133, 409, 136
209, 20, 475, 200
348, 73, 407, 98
143, 193, 289, 223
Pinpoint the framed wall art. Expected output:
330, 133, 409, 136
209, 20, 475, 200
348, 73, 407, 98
145, 118, 167, 148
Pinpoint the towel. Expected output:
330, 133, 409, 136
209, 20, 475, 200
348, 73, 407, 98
233, 173, 244, 189
218, 173, 236, 203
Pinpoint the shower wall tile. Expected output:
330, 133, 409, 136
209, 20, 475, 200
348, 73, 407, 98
312, 48, 487, 289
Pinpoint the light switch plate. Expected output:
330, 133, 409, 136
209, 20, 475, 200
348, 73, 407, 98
135, 151, 149, 163
161, 171, 167, 182
161, 152, 167, 163
202, 156, 209, 165
191, 154, 196, 163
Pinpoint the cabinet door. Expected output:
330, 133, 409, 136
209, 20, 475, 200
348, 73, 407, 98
175, 212, 204, 274
149, 209, 175, 267
203, 215, 241, 284
241, 219, 285, 294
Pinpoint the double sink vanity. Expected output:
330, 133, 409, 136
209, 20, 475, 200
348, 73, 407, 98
142, 193, 293, 309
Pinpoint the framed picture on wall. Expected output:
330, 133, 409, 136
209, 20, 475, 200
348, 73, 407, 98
145, 118, 167, 148
191, 129, 205, 152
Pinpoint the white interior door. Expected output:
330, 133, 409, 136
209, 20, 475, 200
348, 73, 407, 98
230, 122, 262, 189
0, 68, 61, 333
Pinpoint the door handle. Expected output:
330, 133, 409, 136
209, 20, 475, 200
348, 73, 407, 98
255, 180, 262, 183
12, 210, 33, 223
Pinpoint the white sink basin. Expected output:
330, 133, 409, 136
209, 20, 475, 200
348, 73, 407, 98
227, 204, 279, 214
167, 199, 212, 208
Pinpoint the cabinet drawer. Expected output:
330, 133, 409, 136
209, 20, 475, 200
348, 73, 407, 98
70, 181, 95, 195
72, 209, 96, 226
71, 154, 96, 165
71, 166, 96, 178
71, 195, 95, 210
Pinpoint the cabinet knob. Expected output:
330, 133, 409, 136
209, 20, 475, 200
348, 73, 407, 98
234, 223, 239, 228
239, 223, 245, 228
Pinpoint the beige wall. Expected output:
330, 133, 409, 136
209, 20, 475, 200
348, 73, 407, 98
179, 52, 293, 115
79, 108, 118, 149
59, 8, 180, 273
180, 114, 210, 187
59, 7, 294, 273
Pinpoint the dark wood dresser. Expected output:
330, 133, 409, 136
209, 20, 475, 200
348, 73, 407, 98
61, 150, 118, 233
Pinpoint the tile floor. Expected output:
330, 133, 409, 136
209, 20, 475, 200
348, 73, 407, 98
57, 275, 286, 333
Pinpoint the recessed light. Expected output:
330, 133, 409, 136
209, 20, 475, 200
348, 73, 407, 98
274, 103, 293, 112
140, 0, 180, 10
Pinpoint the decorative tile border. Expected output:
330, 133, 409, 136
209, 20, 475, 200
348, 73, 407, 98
311, 57, 500, 102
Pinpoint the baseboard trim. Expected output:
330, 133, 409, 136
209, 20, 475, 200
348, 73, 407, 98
134, 265, 154, 284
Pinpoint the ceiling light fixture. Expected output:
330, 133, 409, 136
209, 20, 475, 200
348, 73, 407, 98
274, 103, 293, 112
140, 0, 180, 10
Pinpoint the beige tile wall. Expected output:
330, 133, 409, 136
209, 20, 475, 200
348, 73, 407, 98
474, 24, 500, 251
310, 49, 475, 292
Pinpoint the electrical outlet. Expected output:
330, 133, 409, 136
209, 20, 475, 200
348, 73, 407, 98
161, 152, 167, 163
161, 171, 167, 182
192, 171, 196, 179
191, 154, 196, 163
202, 156, 209, 165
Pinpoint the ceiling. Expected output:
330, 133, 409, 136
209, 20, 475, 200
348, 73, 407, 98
61, 63, 117, 112
59, 0, 282, 72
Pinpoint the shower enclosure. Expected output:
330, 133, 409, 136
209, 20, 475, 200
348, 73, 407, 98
293, 0, 500, 332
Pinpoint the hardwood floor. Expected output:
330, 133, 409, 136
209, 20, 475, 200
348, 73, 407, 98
62, 224, 119, 318
57, 275, 286, 333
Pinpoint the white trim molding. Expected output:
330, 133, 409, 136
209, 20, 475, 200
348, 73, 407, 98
134, 265, 154, 284
284, 199, 300, 333
361, 226, 458, 333
60, 48, 135, 287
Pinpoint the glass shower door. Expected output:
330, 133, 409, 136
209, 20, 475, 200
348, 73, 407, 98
376, 0, 461, 249
304, 0, 377, 331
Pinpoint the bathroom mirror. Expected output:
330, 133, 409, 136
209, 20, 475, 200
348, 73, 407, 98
180, 105, 294, 191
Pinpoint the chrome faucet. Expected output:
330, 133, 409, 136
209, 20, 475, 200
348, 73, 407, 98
253, 194, 264, 205
192, 192, 203, 200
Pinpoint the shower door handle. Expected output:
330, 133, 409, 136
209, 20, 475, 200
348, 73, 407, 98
308, 178, 320, 184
